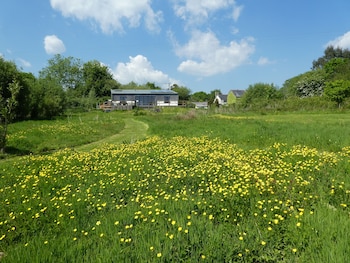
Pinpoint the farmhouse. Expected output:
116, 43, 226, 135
110, 89, 179, 108
213, 89, 245, 106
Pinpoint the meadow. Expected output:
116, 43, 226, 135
0, 109, 350, 262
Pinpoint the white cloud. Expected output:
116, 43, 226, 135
173, 0, 239, 25
175, 30, 255, 76
232, 4, 243, 22
257, 57, 274, 66
17, 58, 32, 68
326, 31, 350, 49
113, 55, 177, 88
44, 35, 66, 55
50, 0, 162, 34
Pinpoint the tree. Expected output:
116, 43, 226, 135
280, 74, 305, 98
241, 83, 279, 107
0, 57, 31, 120
171, 84, 191, 102
145, 82, 161, 90
39, 54, 83, 91
30, 78, 66, 119
324, 57, 350, 81
122, 81, 139, 90
82, 60, 120, 98
324, 80, 350, 108
0, 80, 20, 153
190, 91, 209, 102
312, 46, 350, 70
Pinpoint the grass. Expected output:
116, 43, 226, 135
1, 108, 350, 262
3, 111, 125, 156
138, 109, 350, 151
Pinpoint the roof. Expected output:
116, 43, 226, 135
230, 90, 245, 98
217, 94, 228, 101
111, 89, 178, 95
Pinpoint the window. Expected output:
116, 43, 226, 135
164, 96, 170, 103
120, 96, 127, 105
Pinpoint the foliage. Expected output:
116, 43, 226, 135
324, 57, 350, 81
82, 60, 120, 97
312, 46, 350, 70
0, 57, 31, 120
241, 83, 279, 108
294, 70, 326, 97
29, 78, 66, 119
280, 74, 305, 98
0, 80, 20, 153
171, 84, 191, 101
282, 47, 350, 102
190, 91, 209, 102
324, 80, 350, 107
39, 54, 84, 91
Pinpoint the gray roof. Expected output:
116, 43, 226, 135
218, 94, 228, 101
230, 90, 245, 98
111, 89, 178, 95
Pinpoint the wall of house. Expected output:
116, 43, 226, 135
111, 94, 178, 107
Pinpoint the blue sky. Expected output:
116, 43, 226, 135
1, 1, 350, 93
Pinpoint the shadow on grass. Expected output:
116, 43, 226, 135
3, 146, 32, 156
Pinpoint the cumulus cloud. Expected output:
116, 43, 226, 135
326, 31, 350, 49
113, 55, 177, 88
173, 0, 240, 25
44, 35, 66, 55
174, 30, 254, 76
50, 0, 162, 34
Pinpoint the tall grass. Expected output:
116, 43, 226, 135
1, 109, 350, 262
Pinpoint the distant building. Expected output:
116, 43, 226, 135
110, 89, 178, 108
192, 101, 208, 109
213, 90, 245, 106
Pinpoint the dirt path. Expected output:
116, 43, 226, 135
76, 118, 149, 152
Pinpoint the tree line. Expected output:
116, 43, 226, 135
1, 46, 350, 152
0, 54, 191, 152
235, 46, 350, 110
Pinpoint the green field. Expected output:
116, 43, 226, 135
1, 109, 350, 262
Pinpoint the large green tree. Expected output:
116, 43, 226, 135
29, 78, 66, 119
82, 60, 120, 98
241, 83, 279, 107
39, 54, 84, 91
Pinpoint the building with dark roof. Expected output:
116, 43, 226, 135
111, 89, 178, 108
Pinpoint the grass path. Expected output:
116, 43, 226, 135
76, 118, 149, 152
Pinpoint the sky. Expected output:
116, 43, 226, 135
1, 1, 350, 94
